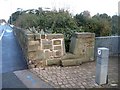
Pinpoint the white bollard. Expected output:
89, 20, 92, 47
95, 47, 109, 85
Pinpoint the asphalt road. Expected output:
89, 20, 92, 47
2, 28, 28, 73
1, 25, 28, 88
1, 25, 52, 88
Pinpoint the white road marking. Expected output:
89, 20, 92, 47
0, 30, 5, 40
6, 29, 12, 33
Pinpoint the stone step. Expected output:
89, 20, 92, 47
61, 58, 83, 66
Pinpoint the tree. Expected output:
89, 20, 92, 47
14, 13, 39, 28
92, 13, 112, 36
74, 12, 112, 37
112, 15, 119, 35
82, 10, 91, 18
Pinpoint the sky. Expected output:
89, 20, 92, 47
0, 0, 119, 21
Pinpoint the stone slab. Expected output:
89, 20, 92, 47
61, 59, 82, 66
46, 34, 64, 39
28, 41, 39, 46
46, 59, 61, 66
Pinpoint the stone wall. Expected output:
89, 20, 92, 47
13, 27, 65, 68
13, 27, 120, 68
69, 32, 95, 62
13, 27, 95, 67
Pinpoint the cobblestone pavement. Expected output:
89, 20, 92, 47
30, 56, 118, 88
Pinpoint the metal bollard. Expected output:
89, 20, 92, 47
95, 47, 109, 85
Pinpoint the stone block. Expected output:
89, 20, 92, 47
37, 50, 45, 60
70, 32, 95, 62
53, 40, 61, 45
43, 45, 52, 50
38, 46, 41, 50
27, 34, 35, 40
28, 45, 39, 51
28, 41, 39, 45
54, 46, 61, 50
27, 50, 45, 60
32, 60, 46, 67
61, 59, 82, 66
42, 40, 52, 45
72, 32, 95, 38
28, 64, 35, 68
46, 59, 61, 66
86, 47, 94, 61
42, 40, 52, 49
28, 51, 36, 60
46, 34, 64, 39
61, 53, 79, 60
41, 35, 45, 39
44, 50, 53, 59
35, 60, 46, 68
62, 40, 66, 55
54, 51, 62, 58
35, 34, 41, 40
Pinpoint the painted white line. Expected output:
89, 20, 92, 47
6, 29, 12, 33
0, 30, 5, 40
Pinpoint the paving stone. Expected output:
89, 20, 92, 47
80, 85, 85, 88
58, 82, 63, 85
30, 57, 118, 88
60, 85, 66, 88
71, 83, 76, 87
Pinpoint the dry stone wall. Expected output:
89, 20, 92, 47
13, 27, 65, 68
13, 27, 95, 68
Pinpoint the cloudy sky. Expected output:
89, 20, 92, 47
0, 0, 119, 21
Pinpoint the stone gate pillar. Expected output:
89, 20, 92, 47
69, 32, 95, 62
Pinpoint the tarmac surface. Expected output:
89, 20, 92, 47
1, 26, 28, 88
1, 26, 52, 89
2, 29, 27, 73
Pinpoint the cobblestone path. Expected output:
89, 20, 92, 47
31, 56, 118, 88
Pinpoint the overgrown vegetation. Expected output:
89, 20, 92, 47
8, 8, 120, 51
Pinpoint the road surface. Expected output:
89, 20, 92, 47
0, 25, 52, 88
2, 25, 28, 73
0, 25, 28, 88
